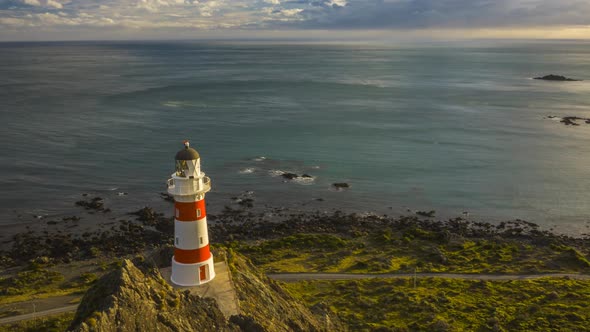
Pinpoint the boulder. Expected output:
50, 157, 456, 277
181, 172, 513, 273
332, 183, 350, 189
281, 172, 299, 180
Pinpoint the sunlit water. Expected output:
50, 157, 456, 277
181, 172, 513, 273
1, 40, 590, 234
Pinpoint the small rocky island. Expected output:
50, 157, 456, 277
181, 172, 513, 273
534, 74, 581, 81
547, 115, 590, 126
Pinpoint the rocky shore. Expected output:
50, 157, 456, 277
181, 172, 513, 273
1, 194, 588, 271
1, 195, 590, 331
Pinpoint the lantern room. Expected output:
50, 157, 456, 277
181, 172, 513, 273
175, 141, 201, 178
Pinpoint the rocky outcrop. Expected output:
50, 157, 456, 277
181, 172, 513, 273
534, 74, 581, 81
281, 173, 314, 181
546, 115, 590, 126
281, 172, 299, 180
332, 183, 350, 189
69, 258, 235, 332
227, 249, 343, 332
69, 250, 340, 331
75, 197, 109, 212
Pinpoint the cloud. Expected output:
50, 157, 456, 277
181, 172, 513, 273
19, 0, 63, 8
293, 0, 590, 29
1, 0, 590, 40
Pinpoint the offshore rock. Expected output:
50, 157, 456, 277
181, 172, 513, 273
281, 172, 299, 180
332, 183, 350, 189
534, 74, 580, 81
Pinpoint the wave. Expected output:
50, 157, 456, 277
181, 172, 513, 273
292, 176, 315, 185
268, 169, 285, 177
162, 100, 203, 108
239, 168, 256, 174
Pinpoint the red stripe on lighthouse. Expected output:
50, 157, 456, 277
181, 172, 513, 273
174, 245, 211, 264
175, 200, 206, 221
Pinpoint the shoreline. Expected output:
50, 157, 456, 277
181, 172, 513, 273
1, 190, 589, 247
1, 193, 589, 268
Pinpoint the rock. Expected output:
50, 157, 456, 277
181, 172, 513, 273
534, 74, 580, 81
332, 183, 350, 189
238, 198, 254, 208
416, 210, 436, 218
229, 315, 265, 331
546, 115, 590, 126
75, 197, 105, 211
69, 259, 233, 332
301, 174, 313, 178
561, 116, 590, 126
159, 192, 174, 202
281, 172, 299, 180
130, 207, 162, 226
68, 251, 340, 332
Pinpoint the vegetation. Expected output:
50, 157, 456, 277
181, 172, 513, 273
2, 206, 589, 330
232, 232, 590, 274
5, 312, 75, 332
283, 277, 590, 331
0, 261, 104, 306
216, 213, 590, 274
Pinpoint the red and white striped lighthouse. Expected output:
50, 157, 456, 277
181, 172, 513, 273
167, 141, 215, 286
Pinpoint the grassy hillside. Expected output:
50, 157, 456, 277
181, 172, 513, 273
283, 277, 590, 331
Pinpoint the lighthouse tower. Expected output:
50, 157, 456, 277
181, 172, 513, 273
167, 141, 215, 286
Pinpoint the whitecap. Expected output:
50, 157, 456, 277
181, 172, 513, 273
253, 156, 267, 162
292, 176, 315, 185
163, 101, 182, 107
239, 168, 256, 174
268, 170, 285, 177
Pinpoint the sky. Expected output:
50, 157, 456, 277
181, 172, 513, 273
1, 0, 590, 41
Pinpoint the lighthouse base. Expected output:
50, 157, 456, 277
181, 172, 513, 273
171, 255, 216, 286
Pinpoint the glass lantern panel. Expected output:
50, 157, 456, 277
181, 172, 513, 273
175, 160, 189, 177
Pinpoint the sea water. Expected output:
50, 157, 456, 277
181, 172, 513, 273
1, 40, 589, 234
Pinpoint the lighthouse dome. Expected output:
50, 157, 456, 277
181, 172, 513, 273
176, 147, 200, 160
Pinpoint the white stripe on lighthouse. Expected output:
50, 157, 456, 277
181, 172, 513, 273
174, 218, 210, 250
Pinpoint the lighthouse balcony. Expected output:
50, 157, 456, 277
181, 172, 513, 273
167, 175, 211, 196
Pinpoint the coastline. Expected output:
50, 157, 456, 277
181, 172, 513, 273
2, 192, 589, 268
2, 192, 590, 330
1, 187, 589, 252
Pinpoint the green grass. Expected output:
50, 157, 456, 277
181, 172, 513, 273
283, 277, 590, 331
0, 265, 97, 305
233, 232, 590, 274
5, 312, 74, 332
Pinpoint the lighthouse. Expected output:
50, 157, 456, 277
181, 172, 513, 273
167, 141, 215, 286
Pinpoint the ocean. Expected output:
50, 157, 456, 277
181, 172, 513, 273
1, 40, 590, 234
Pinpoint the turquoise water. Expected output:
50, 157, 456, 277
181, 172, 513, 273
1, 41, 590, 233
